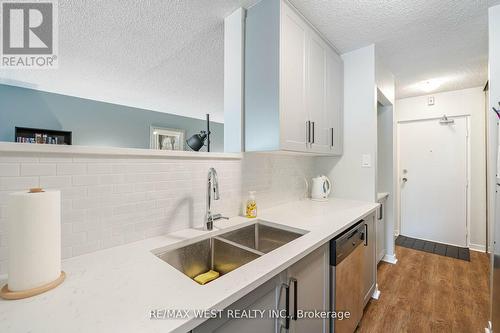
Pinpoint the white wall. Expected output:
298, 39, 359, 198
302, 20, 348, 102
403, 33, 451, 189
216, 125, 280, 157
488, 5, 500, 253
316, 45, 377, 202
396, 87, 487, 250
224, 8, 245, 153
375, 52, 396, 261
0, 152, 315, 275
377, 103, 396, 259
375, 55, 395, 106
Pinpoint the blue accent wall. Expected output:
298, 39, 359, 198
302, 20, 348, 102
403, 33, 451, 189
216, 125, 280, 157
0, 84, 224, 151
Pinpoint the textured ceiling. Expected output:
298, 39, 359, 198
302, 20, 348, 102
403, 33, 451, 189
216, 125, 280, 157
290, 0, 500, 99
1, 0, 499, 121
0, 0, 259, 122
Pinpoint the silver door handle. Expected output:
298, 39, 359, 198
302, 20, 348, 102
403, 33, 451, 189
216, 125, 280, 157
402, 177, 408, 183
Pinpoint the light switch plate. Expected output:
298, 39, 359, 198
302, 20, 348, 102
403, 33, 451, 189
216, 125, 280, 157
362, 154, 371, 168
428, 96, 435, 106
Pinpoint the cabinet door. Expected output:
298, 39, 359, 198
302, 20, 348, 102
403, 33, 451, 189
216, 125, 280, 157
193, 274, 284, 333
326, 49, 343, 155
376, 200, 386, 263
362, 215, 377, 306
288, 244, 329, 333
307, 32, 329, 153
280, 1, 309, 152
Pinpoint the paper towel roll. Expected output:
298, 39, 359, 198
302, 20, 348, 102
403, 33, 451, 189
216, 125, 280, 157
7, 189, 61, 291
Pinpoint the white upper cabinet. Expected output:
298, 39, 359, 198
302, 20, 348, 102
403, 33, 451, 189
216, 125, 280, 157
280, 3, 309, 151
245, 0, 343, 155
307, 32, 329, 153
326, 48, 344, 155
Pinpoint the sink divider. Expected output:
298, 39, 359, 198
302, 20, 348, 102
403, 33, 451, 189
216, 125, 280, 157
212, 236, 266, 257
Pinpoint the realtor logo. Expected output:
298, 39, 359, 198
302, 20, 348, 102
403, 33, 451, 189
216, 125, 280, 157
1, 0, 58, 68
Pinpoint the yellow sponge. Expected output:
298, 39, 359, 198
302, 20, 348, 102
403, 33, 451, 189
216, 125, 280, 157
194, 270, 220, 285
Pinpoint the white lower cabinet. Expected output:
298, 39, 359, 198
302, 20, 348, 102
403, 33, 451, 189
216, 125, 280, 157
193, 244, 330, 333
192, 273, 285, 333
287, 244, 330, 333
362, 215, 377, 306
375, 197, 387, 264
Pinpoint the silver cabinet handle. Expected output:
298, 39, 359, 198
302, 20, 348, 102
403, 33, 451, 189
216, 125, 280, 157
311, 122, 315, 144
287, 278, 298, 321
364, 223, 368, 246
330, 128, 334, 147
281, 282, 290, 330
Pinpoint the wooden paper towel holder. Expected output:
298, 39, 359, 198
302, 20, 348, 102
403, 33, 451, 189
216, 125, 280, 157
0, 271, 65, 300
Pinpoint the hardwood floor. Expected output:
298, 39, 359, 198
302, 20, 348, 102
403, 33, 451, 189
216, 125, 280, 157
357, 245, 490, 333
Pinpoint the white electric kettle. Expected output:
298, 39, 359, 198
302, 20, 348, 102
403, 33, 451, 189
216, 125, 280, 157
311, 175, 332, 201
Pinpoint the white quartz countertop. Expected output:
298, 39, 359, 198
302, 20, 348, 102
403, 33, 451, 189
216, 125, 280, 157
0, 198, 378, 333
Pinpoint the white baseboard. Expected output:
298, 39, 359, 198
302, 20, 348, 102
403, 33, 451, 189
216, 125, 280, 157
469, 243, 486, 253
382, 253, 398, 264
485, 320, 492, 333
371, 284, 381, 300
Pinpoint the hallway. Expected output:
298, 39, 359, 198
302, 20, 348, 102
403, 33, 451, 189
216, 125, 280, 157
357, 246, 490, 332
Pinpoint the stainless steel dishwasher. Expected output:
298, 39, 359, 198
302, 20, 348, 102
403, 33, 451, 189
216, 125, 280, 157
330, 220, 366, 333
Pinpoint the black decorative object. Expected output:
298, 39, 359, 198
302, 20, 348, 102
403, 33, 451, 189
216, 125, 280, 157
186, 114, 211, 152
493, 102, 500, 119
15, 127, 72, 145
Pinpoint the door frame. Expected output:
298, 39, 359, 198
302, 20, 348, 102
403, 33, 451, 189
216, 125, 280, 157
396, 114, 471, 248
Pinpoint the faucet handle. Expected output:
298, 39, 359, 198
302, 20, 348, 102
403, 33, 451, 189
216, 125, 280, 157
212, 214, 229, 221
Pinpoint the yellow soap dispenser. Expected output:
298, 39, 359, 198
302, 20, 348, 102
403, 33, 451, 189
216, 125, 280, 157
245, 191, 257, 218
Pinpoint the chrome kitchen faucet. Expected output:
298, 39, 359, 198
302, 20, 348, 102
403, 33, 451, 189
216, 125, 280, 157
205, 168, 227, 230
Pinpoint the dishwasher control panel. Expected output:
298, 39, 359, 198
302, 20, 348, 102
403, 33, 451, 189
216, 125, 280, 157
330, 220, 366, 266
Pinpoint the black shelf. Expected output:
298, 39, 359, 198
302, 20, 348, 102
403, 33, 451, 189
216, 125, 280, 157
15, 127, 72, 145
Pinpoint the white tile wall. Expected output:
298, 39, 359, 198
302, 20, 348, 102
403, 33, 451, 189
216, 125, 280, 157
0, 152, 314, 275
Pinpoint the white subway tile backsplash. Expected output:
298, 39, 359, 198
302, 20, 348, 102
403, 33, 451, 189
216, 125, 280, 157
0, 152, 314, 275
0, 247, 8, 261
72, 197, 104, 210
0, 176, 39, 191
98, 174, 124, 185
87, 185, 113, 197
72, 175, 100, 186
87, 164, 113, 174
113, 183, 134, 193
72, 241, 100, 257
72, 219, 101, 232
39, 156, 73, 163
61, 246, 72, 259
0, 155, 38, 163
0, 163, 20, 176
57, 164, 87, 175
61, 232, 87, 247
101, 235, 124, 249
21, 163, 56, 176
40, 176, 73, 188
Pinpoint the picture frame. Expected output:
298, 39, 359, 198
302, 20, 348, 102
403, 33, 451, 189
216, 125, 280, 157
150, 126, 185, 151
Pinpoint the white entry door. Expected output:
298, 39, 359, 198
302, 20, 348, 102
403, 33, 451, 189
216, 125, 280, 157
399, 116, 468, 247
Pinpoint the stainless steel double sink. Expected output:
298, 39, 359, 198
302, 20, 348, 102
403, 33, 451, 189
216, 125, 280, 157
153, 221, 306, 284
